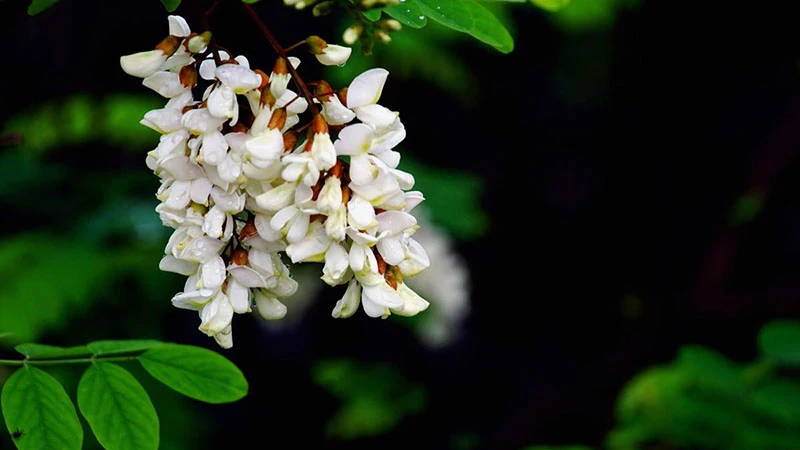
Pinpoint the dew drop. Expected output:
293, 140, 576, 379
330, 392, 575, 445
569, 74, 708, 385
419, 15, 425, 20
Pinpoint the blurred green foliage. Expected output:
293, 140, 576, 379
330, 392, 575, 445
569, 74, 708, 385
728, 191, 765, 225
313, 359, 426, 439
607, 320, 800, 450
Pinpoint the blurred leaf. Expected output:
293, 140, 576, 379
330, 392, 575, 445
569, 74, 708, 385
242, 0, 261, 3
1, 366, 83, 450
0, 234, 113, 342
400, 156, 488, 238
416, 0, 514, 53
363, 8, 382, 21
14, 344, 92, 359
549, 0, 640, 34
160, 0, 181, 12
0, 153, 66, 204
329, 21, 478, 104
314, 359, 426, 439
137, 344, 248, 403
27, 0, 59, 15
676, 345, 745, 396
78, 363, 159, 450
751, 380, 800, 426
87, 340, 164, 356
530, 0, 571, 12
759, 320, 800, 367
384, 0, 428, 28
729, 191, 764, 225
2, 95, 161, 156
523, 447, 595, 450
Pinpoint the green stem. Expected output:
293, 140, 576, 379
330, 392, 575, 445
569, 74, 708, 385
0, 355, 139, 367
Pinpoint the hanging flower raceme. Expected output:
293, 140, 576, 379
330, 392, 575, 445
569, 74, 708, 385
122, 14, 431, 348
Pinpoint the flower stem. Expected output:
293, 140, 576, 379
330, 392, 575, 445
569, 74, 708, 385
0, 355, 139, 367
240, 1, 320, 115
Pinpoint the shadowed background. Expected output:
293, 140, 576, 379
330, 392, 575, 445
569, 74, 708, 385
1, 0, 799, 449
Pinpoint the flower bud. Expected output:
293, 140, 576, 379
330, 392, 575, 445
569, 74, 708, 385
283, 131, 298, 152
179, 65, 197, 88
306, 35, 328, 54
315, 44, 352, 67
375, 29, 392, 44
312, 1, 335, 16
187, 31, 212, 53
268, 108, 287, 130
231, 248, 249, 266
380, 19, 402, 32
155, 35, 182, 57
342, 23, 363, 45
314, 80, 334, 102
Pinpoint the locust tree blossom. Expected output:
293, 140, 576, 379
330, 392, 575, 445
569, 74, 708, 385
122, 14, 432, 348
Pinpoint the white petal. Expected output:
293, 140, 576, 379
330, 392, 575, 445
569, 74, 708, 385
200, 256, 226, 289
245, 129, 283, 166
347, 68, 388, 109
216, 64, 261, 92
392, 282, 429, 317
228, 265, 269, 288
310, 133, 337, 170
202, 205, 227, 239
159, 255, 198, 275
210, 188, 245, 213
201, 131, 229, 166
315, 44, 352, 66
227, 279, 251, 314
165, 180, 191, 209
255, 291, 287, 320
168, 15, 191, 37
376, 210, 417, 235
347, 194, 377, 229
189, 177, 213, 204
207, 85, 236, 120
199, 293, 234, 335
348, 154, 377, 185
286, 212, 310, 243
322, 242, 349, 286
398, 237, 430, 276
332, 279, 361, 318
322, 97, 356, 126
142, 71, 185, 98
377, 236, 404, 265
355, 104, 398, 129
120, 50, 167, 78
334, 123, 373, 155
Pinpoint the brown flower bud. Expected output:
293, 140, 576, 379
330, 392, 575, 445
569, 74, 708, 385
305, 35, 328, 55
338, 87, 349, 108
283, 131, 298, 152
179, 65, 197, 88
273, 57, 289, 75
231, 248, 249, 266
155, 35, 182, 57
314, 80, 334, 102
239, 218, 258, 241
268, 108, 287, 130
312, 114, 329, 134
255, 69, 270, 89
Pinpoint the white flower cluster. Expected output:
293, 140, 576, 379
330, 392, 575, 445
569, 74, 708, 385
121, 15, 430, 348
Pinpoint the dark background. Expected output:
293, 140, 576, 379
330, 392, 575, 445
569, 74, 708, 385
1, 0, 799, 449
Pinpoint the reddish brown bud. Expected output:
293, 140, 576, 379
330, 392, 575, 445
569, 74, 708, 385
155, 35, 181, 56
179, 65, 197, 88
310, 214, 325, 223
328, 159, 344, 179
375, 249, 387, 275
255, 69, 270, 89
283, 131, 298, 152
305, 35, 329, 55
314, 80, 334, 102
260, 85, 277, 108
221, 279, 229, 294
341, 185, 351, 204
231, 123, 249, 133
338, 87, 349, 108
268, 108, 287, 130
312, 114, 329, 134
273, 57, 289, 75
311, 177, 325, 201
239, 218, 258, 240
374, 208, 386, 215
302, 127, 314, 152
231, 248, 249, 266
384, 270, 398, 290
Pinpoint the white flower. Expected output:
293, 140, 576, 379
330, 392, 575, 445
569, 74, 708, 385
346, 68, 399, 128
315, 44, 352, 66
121, 50, 169, 78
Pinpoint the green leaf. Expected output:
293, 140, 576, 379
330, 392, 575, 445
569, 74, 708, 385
751, 380, 800, 426
137, 344, 248, 403
1, 366, 83, 450
14, 344, 92, 359
87, 340, 165, 356
242, 0, 261, 3
159, 0, 181, 12
759, 320, 800, 367
77, 363, 159, 450
27, 0, 59, 15
415, 0, 514, 53
530, 0, 571, 12
384, 0, 428, 28
363, 8, 382, 21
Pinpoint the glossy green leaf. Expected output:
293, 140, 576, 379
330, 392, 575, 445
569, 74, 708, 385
530, 0, 571, 12
87, 340, 165, 356
759, 320, 800, 367
385, 0, 428, 28
363, 8, 382, 21
137, 344, 248, 403
14, 344, 92, 359
28, 0, 59, 15
415, 0, 514, 53
1, 366, 83, 450
77, 363, 159, 450
159, 0, 181, 12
